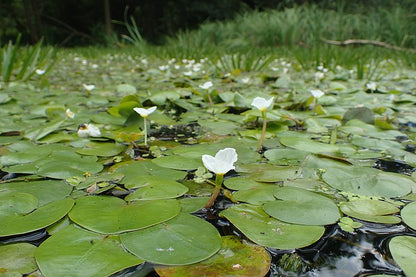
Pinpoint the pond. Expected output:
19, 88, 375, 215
1, 54, 416, 276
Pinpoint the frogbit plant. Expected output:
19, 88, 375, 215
77, 123, 101, 138
202, 148, 238, 209
310, 89, 324, 113
199, 81, 214, 107
133, 106, 157, 146
83, 84, 95, 97
251, 96, 274, 152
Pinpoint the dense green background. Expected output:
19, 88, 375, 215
1, 0, 415, 46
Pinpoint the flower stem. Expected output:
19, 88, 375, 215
257, 111, 267, 152
204, 174, 224, 209
143, 117, 148, 146
207, 91, 214, 107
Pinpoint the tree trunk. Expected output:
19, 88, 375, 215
104, 0, 112, 35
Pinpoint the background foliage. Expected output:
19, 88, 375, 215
1, 0, 416, 46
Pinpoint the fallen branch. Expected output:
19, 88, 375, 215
322, 38, 416, 53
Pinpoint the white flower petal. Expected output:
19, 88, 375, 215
310, 89, 325, 98
251, 97, 274, 111
215, 148, 238, 165
199, 81, 213, 90
133, 106, 157, 118
83, 84, 95, 91
202, 148, 238, 175
77, 123, 101, 138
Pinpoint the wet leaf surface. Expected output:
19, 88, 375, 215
155, 235, 271, 276
36, 225, 144, 277
121, 213, 222, 265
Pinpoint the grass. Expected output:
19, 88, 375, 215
96, 2, 415, 75
2, 2, 416, 83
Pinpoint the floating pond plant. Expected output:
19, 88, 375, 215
1, 51, 416, 276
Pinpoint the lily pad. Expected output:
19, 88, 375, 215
152, 155, 202, 170
112, 161, 186, 187
124, 176, 188, 201
322, 166, 413, 197
1, 180, 72, 205
120, 213, 222, 265
263, 187, 340, 225
389, 236, 416, 277
224, 178, 279, 205
178, 197, 210, 213
0, 197, 74, 237
155, 236, 271, 277
76, 142, 126, 157
4, 150, 103, 179
220, 204, 325, 249
0, 243, 38, 275
400, 202, 416, 230
36, 225, 144, 277
68, 196, 181, 234
340, 199, 400, 224
280, 136, 339, 154
264, 148, 309, 165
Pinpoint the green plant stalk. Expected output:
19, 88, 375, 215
257, 111, 267, 152
207, 90, 214, 107
143, 117, 148, 146
204, 174, 224, 209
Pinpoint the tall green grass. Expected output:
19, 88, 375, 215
1, 34, 56, 82
145, 3, 416, 69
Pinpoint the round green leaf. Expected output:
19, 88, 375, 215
0, 191, 38, 215
400, 201, 416, 230
121, 213, 222, 265
178, 197, 210, 213
113, 161, 186, 188
224, 177, 279, 205
0, 198, 74, 237
76, 142, 126, 157
264, 148, 309, 165
155, 236, 271, 277
0, 243, 38, 275
263, 187, 340, 225
69, 196, 181, 234
233, 187, 279, 205
1, 180, 72, 206
340, 199, 400, 224
124, 176, 188, 201
249, 166, 299, 182
389, 236, 416, 277
36, 225, 144, 277
323, 167, 413, 197
35, 151, 103, 179
280, 136, 339, 154
220, 204, 325, 249
152, 155, 202, 170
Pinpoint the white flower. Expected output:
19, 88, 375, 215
183, 71, 193, 76
366, 82, 377, 91
158, 65, 169, 71
251, 97, 274, 112
133, 106, 157, 118
310, 89, 325, 98
199, 81, 213, 90
65, 108, 75, 119
83, 84, 95, 91
314, 72, 325, 82
35, 69, 46, 75
77, 123, 101, 138
202, 148, 238, 175
241, 77, 250, 84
